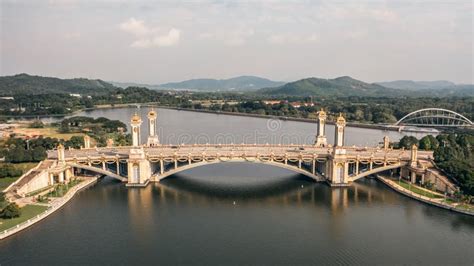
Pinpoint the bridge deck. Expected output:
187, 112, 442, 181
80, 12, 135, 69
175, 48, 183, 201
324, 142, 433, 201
48, 144, 433, 161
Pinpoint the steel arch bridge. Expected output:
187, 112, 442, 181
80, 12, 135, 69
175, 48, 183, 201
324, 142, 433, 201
395, 108, 473, 127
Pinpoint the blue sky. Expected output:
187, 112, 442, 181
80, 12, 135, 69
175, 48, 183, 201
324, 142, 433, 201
1, 0, 472, 84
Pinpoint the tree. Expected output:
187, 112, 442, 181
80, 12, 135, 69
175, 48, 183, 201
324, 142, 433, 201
5, 147, 26, 163
0, 164, 23, 178
29, 120, 44, 128
31, 146, 47, 161
0, 193, 8, 211
434, 133, 474, 196
1, 203, 21, 219
67, 136, 84, 149
419, 135, 439, 150
398, 136, 419, 149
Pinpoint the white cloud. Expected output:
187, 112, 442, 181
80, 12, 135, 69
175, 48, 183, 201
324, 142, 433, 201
131, 28, 181, 48
119, 17, 154, 36
119, 18, 180, 48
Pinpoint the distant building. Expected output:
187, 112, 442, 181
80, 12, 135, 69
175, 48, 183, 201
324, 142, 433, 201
69, 93, 82, 98
10, 107, 26, 112
289, 102, 315, 108
0, 96, 14, 100
263, 100, 283, 105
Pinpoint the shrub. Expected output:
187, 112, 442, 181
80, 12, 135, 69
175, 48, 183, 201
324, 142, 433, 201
1, 203, 21, 219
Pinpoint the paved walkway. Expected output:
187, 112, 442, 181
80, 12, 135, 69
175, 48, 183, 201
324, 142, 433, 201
377, 175, 473, 216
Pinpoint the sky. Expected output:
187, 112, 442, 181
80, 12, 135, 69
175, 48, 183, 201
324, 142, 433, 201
0, 0, 473, 84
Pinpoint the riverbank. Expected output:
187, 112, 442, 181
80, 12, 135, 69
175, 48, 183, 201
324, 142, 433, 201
93, 104, 439, 134
0, 176, 98, 240
157, 106, 408, 132
2, 103, 431, 133
376, 175, 474, 216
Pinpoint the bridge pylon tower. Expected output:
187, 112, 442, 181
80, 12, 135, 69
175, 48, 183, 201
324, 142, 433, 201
131, 113, 142, 147
334, 113, 346, 147
383, 136, 390, 150
146, 109, 160, 146
83, 135, 91, 149
314, 108, 328, 147
127, 147, 151, 187
410, 144, 418, 167
328, 113, 350, 186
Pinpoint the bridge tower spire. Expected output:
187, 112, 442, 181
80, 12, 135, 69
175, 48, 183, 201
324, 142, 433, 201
57, 143, 65, 163
383, 136, 390, 150
334, 113, 346, 147
315, 108, 327, 147
131, 112, 142, 147
410, 144, 418, 167
83, 135, 91, 149
146, 108, 160, 146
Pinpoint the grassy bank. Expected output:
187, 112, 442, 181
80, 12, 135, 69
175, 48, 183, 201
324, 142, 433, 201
12, 126, 83, 140
0, 204, 49, 231
48, 179, 83, 197
0, 177, 20, 191
397, 179, 443, 199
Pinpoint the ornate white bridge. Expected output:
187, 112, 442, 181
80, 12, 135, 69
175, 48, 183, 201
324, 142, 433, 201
44, 109, 437, 188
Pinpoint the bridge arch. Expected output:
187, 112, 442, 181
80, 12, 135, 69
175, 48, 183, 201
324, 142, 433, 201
349, 162, 407, 182
152, 159, 326, 182
68, 163, 127, 182
395, 108, 473, 127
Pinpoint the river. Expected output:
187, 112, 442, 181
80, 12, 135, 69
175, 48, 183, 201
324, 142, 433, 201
1, 107, 473, 265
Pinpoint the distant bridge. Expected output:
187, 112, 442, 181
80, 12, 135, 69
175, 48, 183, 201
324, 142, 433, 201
395, 108, 473, 128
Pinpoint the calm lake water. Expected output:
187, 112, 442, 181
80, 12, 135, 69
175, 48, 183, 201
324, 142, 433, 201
1, 108, 473, 265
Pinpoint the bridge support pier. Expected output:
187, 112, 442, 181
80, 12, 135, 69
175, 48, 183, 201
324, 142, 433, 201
126, 148, 150, 187
327, 149, 351, 187
160, 160, 164, 175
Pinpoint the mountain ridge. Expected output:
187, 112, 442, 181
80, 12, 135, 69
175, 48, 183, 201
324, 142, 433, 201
0, 73, 117, 96
157, 75, 285, 91
376, 80, 457, 90
258, 76, 397, 97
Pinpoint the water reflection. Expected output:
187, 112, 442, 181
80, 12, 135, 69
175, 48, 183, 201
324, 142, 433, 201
121, 172, 474, 232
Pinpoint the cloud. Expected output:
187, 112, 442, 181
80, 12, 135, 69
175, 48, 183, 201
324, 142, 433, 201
131, 28, 181, 48
119, 17, 154, 36
119, 18, 180, 48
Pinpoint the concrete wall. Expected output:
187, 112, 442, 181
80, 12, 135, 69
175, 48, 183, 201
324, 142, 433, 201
17, 170, 50, 196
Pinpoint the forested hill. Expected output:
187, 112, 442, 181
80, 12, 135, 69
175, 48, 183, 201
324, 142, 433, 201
158, 76, 284, 91
258, 76, 474, 97
258, 76, 399, 97
376, 80, 456, 90
0, 74, 117, 96
376, 80, 474, 97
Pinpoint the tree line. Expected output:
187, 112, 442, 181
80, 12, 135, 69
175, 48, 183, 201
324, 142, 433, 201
398, 133, 474, 196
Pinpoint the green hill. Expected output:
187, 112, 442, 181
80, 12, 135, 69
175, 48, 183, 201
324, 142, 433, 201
158, 76, 284, 91
0, 73, 117, 96
258, 76, 400, 97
